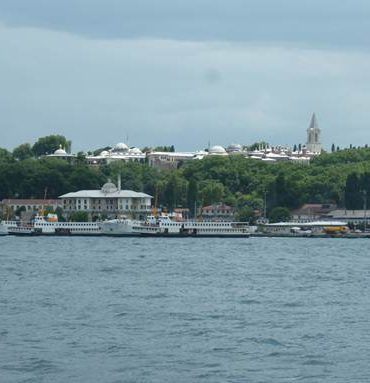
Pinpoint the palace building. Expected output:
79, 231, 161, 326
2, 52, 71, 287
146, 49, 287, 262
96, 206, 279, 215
59, 179, 152, 219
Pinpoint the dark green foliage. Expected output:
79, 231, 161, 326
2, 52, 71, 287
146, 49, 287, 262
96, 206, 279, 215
93, 146, 112, 156
13, 143, 33, 160
269, 207, 291, 223
0, 159, 105, 199
237, 206, 255, 223
344, 172, 370, 210
4, 144, 370, 215
0, 148, 14, 164
32, 135, 70, 156
247, 141, 269, 151
69, 211, 89, 222
153, 145, 175, 152
187, 178, 198, 217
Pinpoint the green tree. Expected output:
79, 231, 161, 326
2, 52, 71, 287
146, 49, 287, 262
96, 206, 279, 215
344, 173, 362, 209
154, 145, 175, 152
199, 180, 225, 206
13, 143, 33, 160
0, 148, 13, 164
32, 135, 71, 156
247, 141, 269, 151
54, 207, 66, 222
237, 206, 255, 223
93, 146, 112, 156
69, 211, 89, 222
15, 205, 26, 217
187, 178, 198, 217
269, 207, 291, 223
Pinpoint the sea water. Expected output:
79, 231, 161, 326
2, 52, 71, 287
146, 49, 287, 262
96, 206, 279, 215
1, 236, 370, 382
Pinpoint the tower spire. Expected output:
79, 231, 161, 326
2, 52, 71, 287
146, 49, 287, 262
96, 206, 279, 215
306, 113, 322, 154
308, 113, 318, 131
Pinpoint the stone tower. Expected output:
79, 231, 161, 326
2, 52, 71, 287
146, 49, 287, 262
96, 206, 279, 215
306, 113, 322, 154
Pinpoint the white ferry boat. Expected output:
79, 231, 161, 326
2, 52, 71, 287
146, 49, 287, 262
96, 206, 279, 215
33, 214, 102, 235
99, 215, 253, 237
0, 219, 18, 235
3, 214, 102, 236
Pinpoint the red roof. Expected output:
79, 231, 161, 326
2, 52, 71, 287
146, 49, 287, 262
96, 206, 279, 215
202, 204, 234, 211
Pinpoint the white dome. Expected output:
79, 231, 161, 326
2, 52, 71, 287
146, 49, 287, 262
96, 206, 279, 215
101, 182, 118, 194
100, 150, 109, 156
114, 142, 129, 152
129, 147, 142, 154
227, 144, 242, 152
54, 147, 67, 155
209, 145, 227, 155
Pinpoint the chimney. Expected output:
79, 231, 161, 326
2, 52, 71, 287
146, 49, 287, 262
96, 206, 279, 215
117, 174, 121, 191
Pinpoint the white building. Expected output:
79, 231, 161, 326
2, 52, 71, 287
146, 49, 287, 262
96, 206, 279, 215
59, 181, 152, 219
86, 142, 146, 166
46, 145, 76, 161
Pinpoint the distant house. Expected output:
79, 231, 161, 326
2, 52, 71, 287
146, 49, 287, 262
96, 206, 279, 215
292, 204, 337, 221
201, 204, 236, 221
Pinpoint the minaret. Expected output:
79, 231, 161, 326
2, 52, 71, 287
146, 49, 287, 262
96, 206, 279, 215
306, 113, 322, 154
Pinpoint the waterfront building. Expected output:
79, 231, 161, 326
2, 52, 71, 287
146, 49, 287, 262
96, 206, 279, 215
291, 204, 337, 221
59, 180, 152, 219
1, 199, 62, 220
201, 204, 236, 221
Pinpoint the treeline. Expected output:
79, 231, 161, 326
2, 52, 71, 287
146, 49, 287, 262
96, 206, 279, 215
11, 135, 71, 159
3, 141, 370, 221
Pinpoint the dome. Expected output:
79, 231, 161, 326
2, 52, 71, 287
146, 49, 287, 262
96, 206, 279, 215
100, 150, 109, 156
227, 144, 242, 152
129, 147, 142, 154
114, 142, 129, 152
101, 182, 118, 194
54, 146, 67, 155
209, 145, 227, 155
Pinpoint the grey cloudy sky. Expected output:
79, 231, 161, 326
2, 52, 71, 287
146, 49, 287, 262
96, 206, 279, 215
1, 0, 370, 151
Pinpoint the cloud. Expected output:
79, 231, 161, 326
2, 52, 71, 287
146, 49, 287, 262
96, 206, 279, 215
1, 23, 370, 152
0, 0, 370, 48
